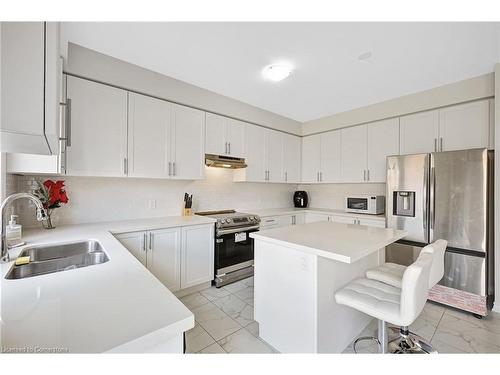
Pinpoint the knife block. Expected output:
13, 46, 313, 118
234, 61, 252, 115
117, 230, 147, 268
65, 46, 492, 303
183, 208, 193, 216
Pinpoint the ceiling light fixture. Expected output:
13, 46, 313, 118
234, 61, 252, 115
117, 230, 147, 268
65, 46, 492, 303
358, 51, 372, 61
262, 64, 293, 82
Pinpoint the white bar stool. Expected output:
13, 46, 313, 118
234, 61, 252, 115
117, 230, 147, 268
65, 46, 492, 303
365, 240, 447, 353
335, 250, 433, 354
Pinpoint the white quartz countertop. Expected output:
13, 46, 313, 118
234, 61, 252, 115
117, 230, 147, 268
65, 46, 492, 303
250, 221, 406, 263
249, 207, 386, 222
0, 215, 216, 353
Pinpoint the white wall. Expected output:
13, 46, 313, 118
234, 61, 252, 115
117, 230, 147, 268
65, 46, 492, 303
494, 63, 500, 313
12, 167, 298, 227
302, 73, 494, 135
297, 183, 386, 210
65, 43, 302, 135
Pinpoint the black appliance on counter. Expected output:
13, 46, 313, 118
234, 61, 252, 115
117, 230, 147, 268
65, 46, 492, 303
293, 191, 308, 208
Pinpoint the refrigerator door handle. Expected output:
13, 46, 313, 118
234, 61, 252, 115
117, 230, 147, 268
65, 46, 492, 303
429, 166, 436, 232
423, 162, 429, 235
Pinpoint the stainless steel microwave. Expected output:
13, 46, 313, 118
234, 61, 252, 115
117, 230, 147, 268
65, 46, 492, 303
345, 195, 385, 214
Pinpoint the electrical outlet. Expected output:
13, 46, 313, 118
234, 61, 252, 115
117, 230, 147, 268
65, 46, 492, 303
148, 199, 156, 209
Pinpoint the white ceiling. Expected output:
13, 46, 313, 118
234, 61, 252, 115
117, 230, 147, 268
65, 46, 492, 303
61, 22, 500, 122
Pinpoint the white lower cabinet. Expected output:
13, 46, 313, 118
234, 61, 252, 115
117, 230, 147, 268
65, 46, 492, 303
304, 213, 330, 223
115, 224, 214, 292
180, 224, 215, 289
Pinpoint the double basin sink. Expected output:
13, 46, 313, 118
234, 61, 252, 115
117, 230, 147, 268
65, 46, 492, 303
5, 240, 109, 280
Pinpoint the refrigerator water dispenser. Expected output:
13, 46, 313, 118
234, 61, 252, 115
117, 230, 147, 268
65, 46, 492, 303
393, 191, 415, 217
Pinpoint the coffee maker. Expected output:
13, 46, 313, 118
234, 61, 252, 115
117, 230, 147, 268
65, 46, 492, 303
293, 191, 308, 208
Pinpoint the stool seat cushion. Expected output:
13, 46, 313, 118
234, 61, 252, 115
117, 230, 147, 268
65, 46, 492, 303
335, 278, 404, 326
366, 263, 406, 288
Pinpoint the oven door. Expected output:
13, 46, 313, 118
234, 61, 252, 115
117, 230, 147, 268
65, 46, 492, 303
215, 227, 258, 275
346, 197, 368, 212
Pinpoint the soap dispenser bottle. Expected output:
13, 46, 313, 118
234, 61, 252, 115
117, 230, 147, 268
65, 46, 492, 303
6, 214, 22, 247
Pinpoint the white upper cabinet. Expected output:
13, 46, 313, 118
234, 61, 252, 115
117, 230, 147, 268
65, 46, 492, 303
341, 125, 367, 183
1, 22, 60, 155
400, 110, 439, 155
127, 93, 171, 178
170, 104, 205, 180
301, 134, 321, 183
226, 118, 245, 157
367, 118, 400, 182
234, 124, 267, 182
266, 129, 284, 182
66, 76, 128, 177
148, 228, 181, 292
320, 130, 341, 183
282, 133, 301, 183
400, 100, 491, 154
439, 100, 490, 152
205, 113, 245, 157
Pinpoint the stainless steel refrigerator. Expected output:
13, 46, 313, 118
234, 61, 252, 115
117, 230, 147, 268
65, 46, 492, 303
386, 148, 494, 316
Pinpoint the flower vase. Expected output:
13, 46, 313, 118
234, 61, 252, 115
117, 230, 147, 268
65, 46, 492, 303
42, 211, 56, 229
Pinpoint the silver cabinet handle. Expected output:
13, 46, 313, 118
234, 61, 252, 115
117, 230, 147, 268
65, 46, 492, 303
434, 138, 437, 152
228, 142, 231, 155
363, 170, 366, 181
143, 233, 147, 252
320, 171, 323, 182
65, 98, 72, 147
440, 137, 443, 152
317, 172, 320, 182
168, 162, 171, 176
149, 232, 153, 250
292, 215, 296, 225
429, 166, 436, 230
284, 171, 288, 182
173, 162, 176, 176
367, 169, 370, 181
123, 158, 128, 175
225, 142, 228, 154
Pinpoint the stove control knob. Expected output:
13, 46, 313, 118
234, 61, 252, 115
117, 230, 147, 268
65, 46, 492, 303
226, 218, 232, 223
220, 219, 226, 224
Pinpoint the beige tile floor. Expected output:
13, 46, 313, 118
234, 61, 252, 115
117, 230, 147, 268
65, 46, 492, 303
182, 276, 500, 354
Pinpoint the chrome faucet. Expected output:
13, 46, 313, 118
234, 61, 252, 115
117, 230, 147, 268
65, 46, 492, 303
1, 193, 47, 263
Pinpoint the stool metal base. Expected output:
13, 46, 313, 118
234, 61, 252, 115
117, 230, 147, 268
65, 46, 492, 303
388, 327, 438, 354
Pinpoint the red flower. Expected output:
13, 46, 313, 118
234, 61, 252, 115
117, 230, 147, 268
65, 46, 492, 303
42, 180, 69, 208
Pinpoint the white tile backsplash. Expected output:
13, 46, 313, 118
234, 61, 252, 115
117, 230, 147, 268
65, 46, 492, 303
8, 168, 386, 228
297, 183, 386, 210
11, 167, 298, 227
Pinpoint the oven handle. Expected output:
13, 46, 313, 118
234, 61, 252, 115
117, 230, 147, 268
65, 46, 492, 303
217, 225, 260, 236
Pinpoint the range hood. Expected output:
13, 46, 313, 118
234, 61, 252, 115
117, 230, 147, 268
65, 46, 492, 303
205, 154, 247, 169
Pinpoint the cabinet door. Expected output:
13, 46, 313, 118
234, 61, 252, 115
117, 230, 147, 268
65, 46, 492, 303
367, 118, 400, 182
301, 135, 321, 183
115, 231, 147, 266
400, 110, 439, 155
439, 100, 490, 152
277, 215, 293, 227
282, 134, 301, 183
226, 118, 245, 157
358, 217, 386, 228
181, 224, 214, 289
66, 76, 128, 177
171, 104, 205, 180
148, 228, 181, 292
304, 213, 329, 223
241, 124, 267, 182
128, 93, 171, 178
266, 129, 283, 182
205, 112, 227, 155
341, 125, 367, 183
0, 22, 47, 154
330, 215, 357, 225
320, 130, 341, 183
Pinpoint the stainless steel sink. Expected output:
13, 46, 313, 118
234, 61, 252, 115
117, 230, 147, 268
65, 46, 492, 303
5, 240, 109, 280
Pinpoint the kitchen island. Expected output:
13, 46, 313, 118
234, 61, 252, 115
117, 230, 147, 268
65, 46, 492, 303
250, 221, 406, 353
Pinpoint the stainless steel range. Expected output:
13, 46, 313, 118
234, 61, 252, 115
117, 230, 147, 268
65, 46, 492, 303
196, 210, 260, 287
